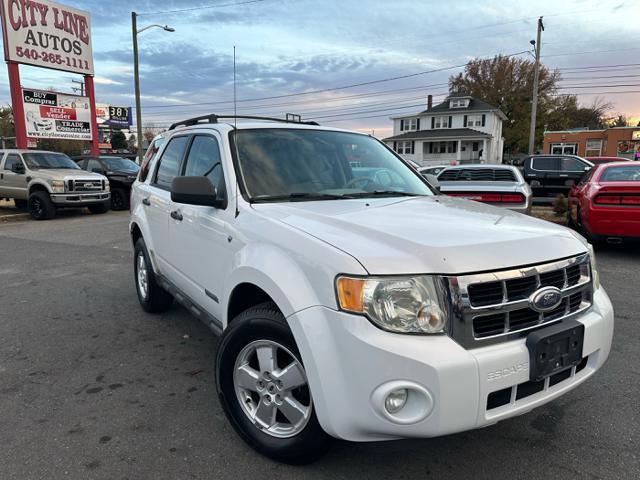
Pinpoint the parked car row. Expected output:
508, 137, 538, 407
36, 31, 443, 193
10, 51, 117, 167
0, 150, 140, 219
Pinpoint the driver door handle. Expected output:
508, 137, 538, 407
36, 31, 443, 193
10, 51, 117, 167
142, 197, 150, 206
170, 210, 183, 221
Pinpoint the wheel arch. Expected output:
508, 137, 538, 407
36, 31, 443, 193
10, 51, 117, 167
28, 182, 50, 196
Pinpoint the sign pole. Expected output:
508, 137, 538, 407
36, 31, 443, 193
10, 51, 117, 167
7, 62, 27, 149
84, 75, 100, 156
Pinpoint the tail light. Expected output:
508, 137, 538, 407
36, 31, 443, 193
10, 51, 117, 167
594, 194, 640, 206
448, 192, 525, 203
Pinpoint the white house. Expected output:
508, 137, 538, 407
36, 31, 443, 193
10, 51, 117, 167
383, 92, 506, 166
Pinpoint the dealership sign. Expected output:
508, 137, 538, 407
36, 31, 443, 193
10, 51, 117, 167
96, 104, 132, 128
0, 0, 93, 74
22, 88, 92, 140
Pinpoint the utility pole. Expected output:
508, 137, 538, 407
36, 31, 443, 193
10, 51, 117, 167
71, 79, 85, 96
528, 16, 544, 154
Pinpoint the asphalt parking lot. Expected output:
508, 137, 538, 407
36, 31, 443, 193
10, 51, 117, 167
0, 211, 638, 480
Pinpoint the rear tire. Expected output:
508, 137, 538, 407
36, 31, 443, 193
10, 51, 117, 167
216, 302, 332, 464
110, 188, 129, 211
28, 191, 56, 220
88, 203, 109, 214
134, 238, 173, 313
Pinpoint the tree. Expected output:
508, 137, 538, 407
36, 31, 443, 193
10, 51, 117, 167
449, 56, 621, 152
449, 55, 560, 153
37, 138, 89, 156
127, 133, 137, 153
607, 114, 629, 127
110, 130, 127, 150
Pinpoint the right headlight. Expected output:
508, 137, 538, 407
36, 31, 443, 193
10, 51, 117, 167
336, 275, 448, 334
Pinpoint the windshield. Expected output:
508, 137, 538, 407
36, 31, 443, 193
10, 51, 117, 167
101, 157, 139, 172
233, 129, 434, 202
23, 152, 79, 170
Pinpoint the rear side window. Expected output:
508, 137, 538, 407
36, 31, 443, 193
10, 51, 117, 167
600, 166, 640, 182
154, 136, 189, 189
139, 137, 166, 182
183, 135, 224, 193
532, 157, 559, 171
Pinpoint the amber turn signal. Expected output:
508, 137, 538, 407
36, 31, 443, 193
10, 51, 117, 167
336, 276, 365, 312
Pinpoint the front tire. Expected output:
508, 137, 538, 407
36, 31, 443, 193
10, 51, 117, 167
28, 191, 56, 220
216, 302, 332, 464
134, 238, 173, 313
110, 188, 129, 211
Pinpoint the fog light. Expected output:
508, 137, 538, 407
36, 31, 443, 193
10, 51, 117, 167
384, 388, 408, 414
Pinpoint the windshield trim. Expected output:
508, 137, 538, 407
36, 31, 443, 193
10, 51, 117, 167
228, 127, 436, 204
22, 152, 80, 170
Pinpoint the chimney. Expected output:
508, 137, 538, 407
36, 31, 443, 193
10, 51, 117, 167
427, 95, 433, 110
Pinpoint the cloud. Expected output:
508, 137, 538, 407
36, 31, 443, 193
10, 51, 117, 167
93, 76, 124, 86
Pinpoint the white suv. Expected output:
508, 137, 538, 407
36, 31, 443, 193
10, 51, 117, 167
130, 115, 614, 464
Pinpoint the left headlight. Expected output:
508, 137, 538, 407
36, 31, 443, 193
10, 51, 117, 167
50, 180, 65, 193
336, 275, 448, 334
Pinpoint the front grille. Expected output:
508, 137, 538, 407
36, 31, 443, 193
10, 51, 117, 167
448, 254, 593, 348
69, 179, 103, 192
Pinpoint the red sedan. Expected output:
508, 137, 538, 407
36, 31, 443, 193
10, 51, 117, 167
569, 162, 640, 242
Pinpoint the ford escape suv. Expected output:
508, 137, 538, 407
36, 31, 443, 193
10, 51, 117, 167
129, 115, 614, 464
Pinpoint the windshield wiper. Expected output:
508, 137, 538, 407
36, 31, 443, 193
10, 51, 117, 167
252, 192, 354, 203
349, 190, 422, 198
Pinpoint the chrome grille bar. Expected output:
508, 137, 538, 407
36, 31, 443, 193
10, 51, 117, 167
445, 254, 593, 348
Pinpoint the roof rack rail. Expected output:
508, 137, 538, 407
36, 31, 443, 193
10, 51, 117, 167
168, 114, 319, 130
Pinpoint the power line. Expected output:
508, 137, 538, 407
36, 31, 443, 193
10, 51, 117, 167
138, 0, 267, 16
543, 47, 640, 58
555, 62, 640, 71
557, 83, 640, 89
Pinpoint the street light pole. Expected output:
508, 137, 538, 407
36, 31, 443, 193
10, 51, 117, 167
131, 12, 174, 164
528, 16, 544, 155
132, 12, 142, 164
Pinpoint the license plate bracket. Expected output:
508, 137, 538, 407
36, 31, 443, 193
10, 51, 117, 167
526, 320, 584, 382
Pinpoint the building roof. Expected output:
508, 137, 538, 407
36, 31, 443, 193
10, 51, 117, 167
420, 97, 506, 118
383, 128, 491, 141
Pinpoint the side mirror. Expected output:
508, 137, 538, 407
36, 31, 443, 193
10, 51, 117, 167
584, 166, 591, 171
11, 163, 25, 174
171, 176, 226, 208
424, 173, 441, 192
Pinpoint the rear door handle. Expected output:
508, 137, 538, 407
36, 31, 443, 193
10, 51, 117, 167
142, 197, 150, 206
170, 210, 183, 221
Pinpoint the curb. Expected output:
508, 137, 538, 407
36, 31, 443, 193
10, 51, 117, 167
0, 212, 31, 223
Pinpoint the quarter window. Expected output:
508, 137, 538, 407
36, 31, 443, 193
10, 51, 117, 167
154, 136, 189, 189
183, 135, 225, 194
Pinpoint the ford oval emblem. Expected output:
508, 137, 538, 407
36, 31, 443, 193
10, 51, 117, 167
530, 286, 563, 313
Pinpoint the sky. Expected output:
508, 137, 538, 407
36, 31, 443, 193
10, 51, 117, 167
1, 0, 639, 139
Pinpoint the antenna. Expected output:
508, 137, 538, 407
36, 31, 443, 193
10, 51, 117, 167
233, 46, 240, 218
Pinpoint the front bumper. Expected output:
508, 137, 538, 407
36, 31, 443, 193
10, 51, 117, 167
287, 288, 613, 442
51, 192, 110, 206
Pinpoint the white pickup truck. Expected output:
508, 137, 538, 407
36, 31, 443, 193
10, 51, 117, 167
129, 115, 613, 464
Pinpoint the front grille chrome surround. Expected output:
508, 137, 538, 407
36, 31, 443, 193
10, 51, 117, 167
445, 254, 593, 349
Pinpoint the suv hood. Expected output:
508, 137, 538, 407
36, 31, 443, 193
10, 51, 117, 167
253, 196, 586, 275
32, 169, 105, 180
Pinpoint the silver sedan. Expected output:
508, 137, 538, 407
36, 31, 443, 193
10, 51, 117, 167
436, 164, 532, 214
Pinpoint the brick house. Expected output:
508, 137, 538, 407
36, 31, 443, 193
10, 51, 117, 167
542, 126, 640, 159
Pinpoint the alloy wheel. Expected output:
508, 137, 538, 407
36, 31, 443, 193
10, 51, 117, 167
233, 339, 312, 438
136, 253, 149, 300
